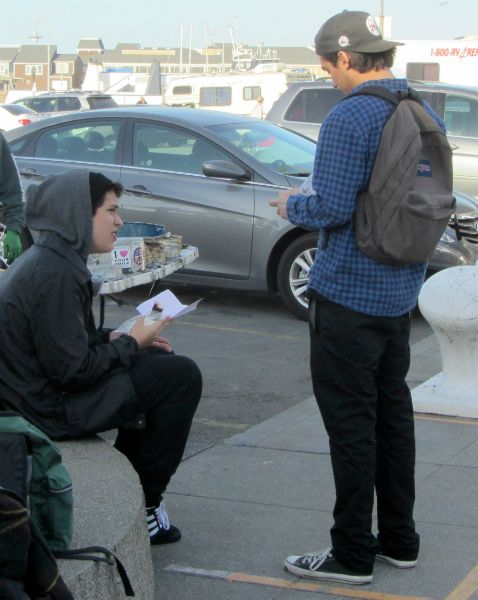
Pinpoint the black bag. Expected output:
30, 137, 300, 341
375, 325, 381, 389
0, 413, 73, 553
347, 86, 456, 265
0, 414, 135, 597
0, 486, 73, 600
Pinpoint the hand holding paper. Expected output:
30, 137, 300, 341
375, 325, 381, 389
114, 289, 203, 336
136, 289, 203, 320
129, 315, 173, 348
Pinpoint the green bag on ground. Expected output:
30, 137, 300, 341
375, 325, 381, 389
0, 412, 73, 552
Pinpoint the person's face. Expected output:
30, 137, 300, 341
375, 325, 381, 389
90, 190, 123, 253
319, 52, 354, 93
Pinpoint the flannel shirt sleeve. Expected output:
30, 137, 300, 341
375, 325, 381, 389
286, 111, 368, 231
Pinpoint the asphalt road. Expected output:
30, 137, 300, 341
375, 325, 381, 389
97, 282, 433, 458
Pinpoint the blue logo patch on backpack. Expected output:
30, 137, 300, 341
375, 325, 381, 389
417, 159, 433, 177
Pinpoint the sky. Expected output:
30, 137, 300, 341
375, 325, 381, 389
1, 0, 477, 54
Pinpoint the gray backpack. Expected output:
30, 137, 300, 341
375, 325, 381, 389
349, 86, 455, 265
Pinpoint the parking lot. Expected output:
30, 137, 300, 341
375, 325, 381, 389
98, 283, 434, 457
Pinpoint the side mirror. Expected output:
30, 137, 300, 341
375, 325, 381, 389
202, 160, 251, 181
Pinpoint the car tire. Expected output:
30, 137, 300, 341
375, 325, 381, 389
277, 233, 318, 320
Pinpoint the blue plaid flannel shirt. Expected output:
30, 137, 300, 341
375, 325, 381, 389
287, 78, 443, 317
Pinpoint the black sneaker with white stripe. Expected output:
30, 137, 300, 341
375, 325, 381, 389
284, 548, 373, 585
146, 500, 181, 545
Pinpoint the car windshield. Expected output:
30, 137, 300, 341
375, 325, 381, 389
208, 121, 316, 176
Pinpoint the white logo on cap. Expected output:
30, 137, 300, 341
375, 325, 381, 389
366, 15, 381, 36
338, 35, 350, 47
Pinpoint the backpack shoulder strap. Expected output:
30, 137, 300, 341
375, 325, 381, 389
345, 85, 424, 106
55, 546, 134, 597
345, 85, 401, 105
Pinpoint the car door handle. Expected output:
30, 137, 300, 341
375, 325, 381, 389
125, 184, 154, 196
19, 168, 43, 178
450, 143, 460, 151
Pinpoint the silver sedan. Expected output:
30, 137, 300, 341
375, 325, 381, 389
6, 106, 478, 319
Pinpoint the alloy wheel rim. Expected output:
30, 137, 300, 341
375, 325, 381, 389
289, 247, 316, 308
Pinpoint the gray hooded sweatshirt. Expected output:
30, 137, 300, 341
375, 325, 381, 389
0, 170, 139, 439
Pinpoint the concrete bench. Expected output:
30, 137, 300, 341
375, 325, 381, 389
57, 437, 154, 599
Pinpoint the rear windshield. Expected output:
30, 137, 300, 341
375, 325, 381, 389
87, 96, 118, 109
4, 104, 36, 115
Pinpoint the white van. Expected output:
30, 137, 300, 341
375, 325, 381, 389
162, 72, 288, 117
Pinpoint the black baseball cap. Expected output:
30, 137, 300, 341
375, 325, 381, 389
315, 10, 403, 55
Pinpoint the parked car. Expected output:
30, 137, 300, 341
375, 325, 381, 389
266, 80, 478, 198
12, 92, 118, 114
5, 106, 478, 319
0, 104, 48, 132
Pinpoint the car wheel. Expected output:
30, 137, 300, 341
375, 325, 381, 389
277, 233, 318, 320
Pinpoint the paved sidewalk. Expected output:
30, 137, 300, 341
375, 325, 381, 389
153, 331, 478, 600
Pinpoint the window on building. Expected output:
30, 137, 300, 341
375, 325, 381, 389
243, 86, 261, 101
26, 65, 43, 76
173, 85, 193, 95
0, 63, 7, 74
199, 86, 232, 107
55, 62, 69, 74
406, 63, 440, 81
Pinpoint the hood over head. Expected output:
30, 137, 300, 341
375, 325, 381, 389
25, 169, 93, 260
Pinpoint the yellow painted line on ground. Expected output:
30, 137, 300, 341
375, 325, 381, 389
445, 563, 478, 600
174, 319, 302, 340
193, 417, 249, 430
415, 414, 478, 426
165, 564, 435, 600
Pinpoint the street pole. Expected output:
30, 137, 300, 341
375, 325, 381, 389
204, 24, 209, 74
379, 0, 385, 35
29, 19, 51, 92
179, 22, 183, 74
47, 24, 51, 91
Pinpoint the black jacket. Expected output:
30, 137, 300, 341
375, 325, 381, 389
0, 171, 140, 439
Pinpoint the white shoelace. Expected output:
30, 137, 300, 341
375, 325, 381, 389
146, 500, 171, 537
300, 548, 333, 570
155, 501, 170, 530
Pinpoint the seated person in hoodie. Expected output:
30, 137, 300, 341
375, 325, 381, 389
0, 170, 202, 545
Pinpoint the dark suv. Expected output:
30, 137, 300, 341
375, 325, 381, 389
13, 92, 118, 114
266, 80, 478, 199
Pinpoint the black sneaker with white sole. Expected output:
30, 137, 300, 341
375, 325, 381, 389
146, 500, 181, 545
284, 548, 373, 585
376, 551, 417, 569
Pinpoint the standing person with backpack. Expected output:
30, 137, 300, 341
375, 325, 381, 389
270, 10, 452, 586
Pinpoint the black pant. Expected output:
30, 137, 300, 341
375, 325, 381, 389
114, 348, 202, 507
309, 295, 419, 573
